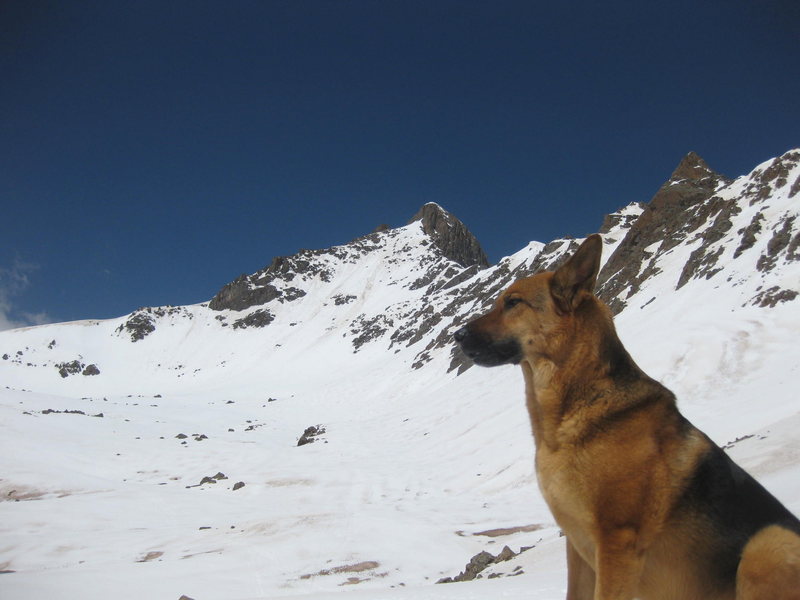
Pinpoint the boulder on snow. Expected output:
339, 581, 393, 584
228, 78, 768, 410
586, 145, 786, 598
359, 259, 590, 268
437, 545, 519, 583
297, 425, 326, 446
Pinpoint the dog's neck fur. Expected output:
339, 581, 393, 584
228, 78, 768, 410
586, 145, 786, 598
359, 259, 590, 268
520, 295, 673, 452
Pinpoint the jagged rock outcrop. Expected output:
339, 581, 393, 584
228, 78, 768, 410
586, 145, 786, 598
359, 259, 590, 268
437, 545, 519, 583
408, 203, 489, 269
115, 306, 191, 342
208, 255, 313, 312
595, 149, 800, 313
208, 202, 488, 313
599, 202, 645, 234
596, 152, 732, 312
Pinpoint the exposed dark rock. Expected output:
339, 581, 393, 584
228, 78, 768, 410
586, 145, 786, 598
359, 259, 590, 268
56, 360, 84, 378
232, 481, 245, 491
115, 306, 189, 342
209, 276, 282, 311
788, 231, 800, 263
350, 314, 393, 351
232, 309, 275, 330
791, 174, 800, 199
597, 153, 729, 312
757, 216, 796, 272
755, 150, 799, 191
438, 264, 481, 291
740, 151, 800, 205
677, 246, 724, 289
676, 198, 741, 289
495, 545, 517, 562
408, 203, 489, 269
409, 262, 458, 292
735, 212, 765, 258
116, 311, 156, 342
208, 252, 325, 312
437, 545, 518, 583
670, 151, 724, 184
187, 472, 226, 488
599, 203, 645, 234
751, 286, 798, 308
297, 425, 326, 446
82, 364, 100, 376
40, 408, 102, 417
333, 294, 357, 306
283, 287, 307, 302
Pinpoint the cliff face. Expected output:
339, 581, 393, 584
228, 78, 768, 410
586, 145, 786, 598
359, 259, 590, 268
596, 149, 799, 314
595, 152, 731, 312
407, 203, 490, 269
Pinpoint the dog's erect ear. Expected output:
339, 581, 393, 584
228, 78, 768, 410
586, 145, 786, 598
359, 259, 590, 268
551, 234, 602, 313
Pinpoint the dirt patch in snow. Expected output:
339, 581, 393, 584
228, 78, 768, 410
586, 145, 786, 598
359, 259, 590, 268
136, 551, 164, 563
1, 484, 63, 502
266, 477, 314, 487
471, 524, 543, 537
300, 560, 381, 580
299, 560, 388, 586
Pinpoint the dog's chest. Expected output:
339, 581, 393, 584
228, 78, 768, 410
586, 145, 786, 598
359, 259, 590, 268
535, 445, 597, 535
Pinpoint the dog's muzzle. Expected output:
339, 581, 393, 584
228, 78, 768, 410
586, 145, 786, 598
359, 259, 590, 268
454, 325, 522, 367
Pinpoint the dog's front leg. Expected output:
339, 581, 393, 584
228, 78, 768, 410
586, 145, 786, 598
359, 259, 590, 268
593, 528, 645, 600
566, 537, 595, 600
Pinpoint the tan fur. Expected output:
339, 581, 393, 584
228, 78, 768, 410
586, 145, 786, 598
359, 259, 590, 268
737, 526, 800, 600
457, 235, 800, 599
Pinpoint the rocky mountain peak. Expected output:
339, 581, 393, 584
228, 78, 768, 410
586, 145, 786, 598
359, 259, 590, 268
596, 149, 799, 314
669, 151, 718, 184
594, 151, 737, 311
408, 203, 489, 269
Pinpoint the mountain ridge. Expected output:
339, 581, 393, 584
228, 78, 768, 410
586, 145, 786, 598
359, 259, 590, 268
1, 149, 798, 384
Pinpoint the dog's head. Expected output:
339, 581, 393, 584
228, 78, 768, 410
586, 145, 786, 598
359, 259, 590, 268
454, 234, 603, 367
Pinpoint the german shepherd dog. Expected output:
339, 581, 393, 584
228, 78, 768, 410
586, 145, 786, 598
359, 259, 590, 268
454, 235, 800, 599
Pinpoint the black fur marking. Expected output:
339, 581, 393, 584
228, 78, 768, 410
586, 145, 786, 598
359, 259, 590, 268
676, 442, 800, 585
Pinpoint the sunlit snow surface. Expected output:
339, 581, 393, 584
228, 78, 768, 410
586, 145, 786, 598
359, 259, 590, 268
2, 155, 799, 599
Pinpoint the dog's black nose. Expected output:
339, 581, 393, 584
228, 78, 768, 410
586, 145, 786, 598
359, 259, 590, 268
453, 326, 468, 342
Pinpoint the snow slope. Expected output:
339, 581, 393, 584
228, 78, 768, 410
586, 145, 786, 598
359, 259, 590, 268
1, 151, 799, 599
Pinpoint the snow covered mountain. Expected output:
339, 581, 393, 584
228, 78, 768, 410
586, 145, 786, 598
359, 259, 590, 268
1, 149, 799, 600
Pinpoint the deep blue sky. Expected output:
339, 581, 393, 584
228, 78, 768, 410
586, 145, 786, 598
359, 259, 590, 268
1, 0, 798, 328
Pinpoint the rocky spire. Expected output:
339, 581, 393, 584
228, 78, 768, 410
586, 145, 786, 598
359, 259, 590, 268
596, 152, 729, 312
408, 203, 489, 269
669, 151, 719, 184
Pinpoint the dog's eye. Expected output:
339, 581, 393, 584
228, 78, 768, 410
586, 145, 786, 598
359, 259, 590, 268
504, 297, 523, 309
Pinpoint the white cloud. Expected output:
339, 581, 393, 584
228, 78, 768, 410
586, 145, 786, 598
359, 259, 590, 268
0, 259, 50, 331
